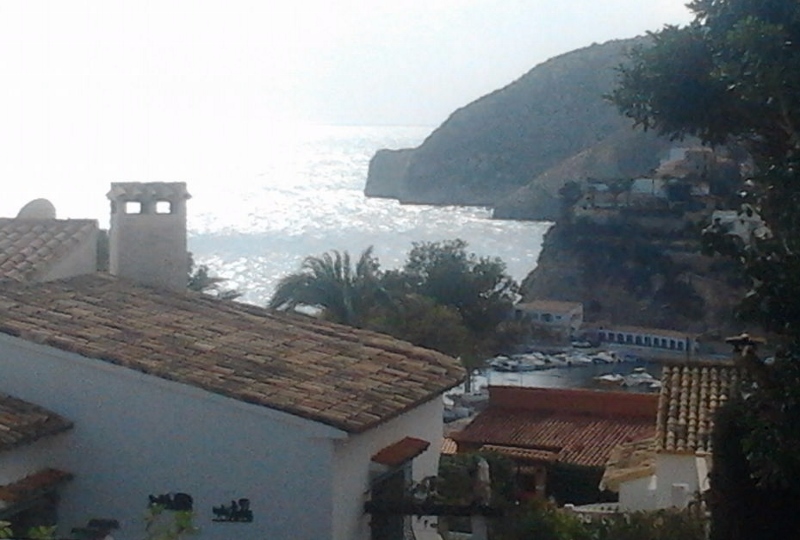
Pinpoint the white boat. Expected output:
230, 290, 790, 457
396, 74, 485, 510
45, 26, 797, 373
492, 356, 546, 372
595, 373, 625, 384
622, 367, 657, 387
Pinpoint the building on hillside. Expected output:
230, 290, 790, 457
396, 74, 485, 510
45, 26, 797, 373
513, 300, 583, 340
590, 325, 698, 355
0, 183, 465, 540
450, 386, 657, 504
599, 362, 740, 511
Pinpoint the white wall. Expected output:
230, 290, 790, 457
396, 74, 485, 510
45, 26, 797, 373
0, 433, 73, 486
618, 475, 656, 512
653, 454, 702, 509
617, 453, 711, 511
0, 335, 346, 540
331, 397, 444, 540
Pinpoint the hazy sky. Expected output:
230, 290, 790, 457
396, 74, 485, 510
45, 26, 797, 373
0, 1, 693, 216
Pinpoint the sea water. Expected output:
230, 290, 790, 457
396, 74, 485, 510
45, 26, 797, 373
188, 125, 552, 305
1, 124, 551, 306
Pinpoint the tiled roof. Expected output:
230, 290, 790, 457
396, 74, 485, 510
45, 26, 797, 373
599, 437, 656, 492
0, 219, 97, 281
451, 387, 657, 468
372, 437, 430, 467
0, 394, 73, 452
0, 275, 464, 434
441, 438, 457, 455
0, 468, 73, 506
656, 362, 740, 454
481, 444, 558, 462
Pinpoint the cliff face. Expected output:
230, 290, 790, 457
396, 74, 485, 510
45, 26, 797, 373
521, 220, 745, 336
365, 37, 672, 216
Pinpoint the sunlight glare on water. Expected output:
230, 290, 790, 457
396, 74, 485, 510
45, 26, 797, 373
189, 125, 552, 305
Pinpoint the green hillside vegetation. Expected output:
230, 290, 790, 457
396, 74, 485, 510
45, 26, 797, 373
366, 37, 676, 215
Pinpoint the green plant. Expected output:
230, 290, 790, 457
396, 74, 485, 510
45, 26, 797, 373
0, 522, 56, 540
27, 526, 57, 540
144, 504, 198, 540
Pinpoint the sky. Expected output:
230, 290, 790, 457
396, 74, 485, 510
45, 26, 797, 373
0, 1, 694, 216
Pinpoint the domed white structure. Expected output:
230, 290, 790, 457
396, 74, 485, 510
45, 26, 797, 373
16, 198, 57, 219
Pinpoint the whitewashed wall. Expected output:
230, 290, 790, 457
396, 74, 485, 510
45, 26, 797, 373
653, 453, 704, 508
0, 334, 348, 540
0, 433, 73, 486
331, 397, 443, 540
618, 475, 657, 511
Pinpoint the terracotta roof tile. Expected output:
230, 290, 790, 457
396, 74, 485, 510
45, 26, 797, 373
0, 218, 97, 282
656, 362, 740, 454
372, 437, 430, 467
481, 444, 558, 462
451, 387, 657, 468
0, 394, 73, 452
0, 218, 97, 281
441, 438, 457, 455
0, 275, 465, 434
599, 437, 656, 492
0, 468, 73, 504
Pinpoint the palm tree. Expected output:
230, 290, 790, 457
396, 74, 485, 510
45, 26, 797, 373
268, 247, 386, 326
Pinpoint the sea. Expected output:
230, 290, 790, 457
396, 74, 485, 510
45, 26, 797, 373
185, 125, 552, 305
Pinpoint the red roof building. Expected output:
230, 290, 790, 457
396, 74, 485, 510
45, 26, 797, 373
451, 386, 658, 502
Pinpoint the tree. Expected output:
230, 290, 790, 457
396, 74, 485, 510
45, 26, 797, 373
187, 254, 241, 300
611, 0, 800, 536
393, 239, 518, 341
268, 247, 386, 326
366, 293, 473, 358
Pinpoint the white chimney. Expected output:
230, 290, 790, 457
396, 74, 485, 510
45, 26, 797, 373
107, 182, 191, 291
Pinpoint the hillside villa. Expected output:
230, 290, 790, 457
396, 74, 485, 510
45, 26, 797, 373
0, 183, 465, 540
599, 362, 739, 512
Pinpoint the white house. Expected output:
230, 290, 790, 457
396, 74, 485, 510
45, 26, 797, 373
513, 300, 583, 338
600, 362, 739, 511
0, 183, 465, 540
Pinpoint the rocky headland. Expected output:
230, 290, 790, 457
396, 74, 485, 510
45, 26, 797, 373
366, 37, 747, 337
365, 37, 677, 219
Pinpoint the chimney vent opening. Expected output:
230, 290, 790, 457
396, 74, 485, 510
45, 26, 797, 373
156, 201, 173, 214
124, 201, 142, 214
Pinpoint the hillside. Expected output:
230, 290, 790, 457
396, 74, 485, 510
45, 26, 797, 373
520, 214, 745, 339
365, 37, 673, 215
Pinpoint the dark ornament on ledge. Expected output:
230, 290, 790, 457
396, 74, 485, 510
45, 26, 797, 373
212, 498, 253, 523
148, 492, 194, 511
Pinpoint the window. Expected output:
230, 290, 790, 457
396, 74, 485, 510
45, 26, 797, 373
155, 201, 173, 214
124, 201, 142, 214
